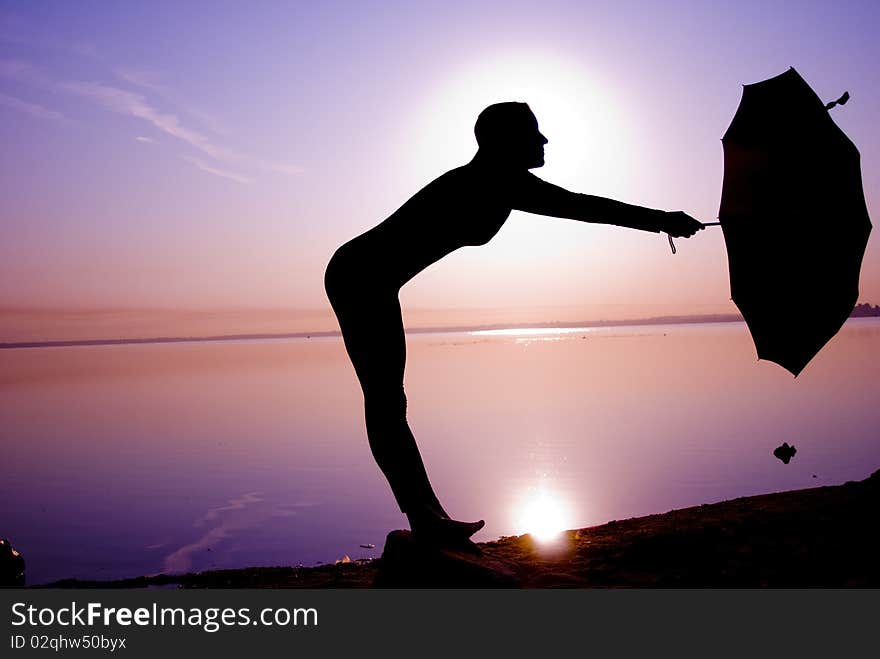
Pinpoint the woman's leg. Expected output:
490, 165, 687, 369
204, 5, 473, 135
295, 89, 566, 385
330, 288, 447, 518
325, 249, 483, 539
326, 275, 483, 539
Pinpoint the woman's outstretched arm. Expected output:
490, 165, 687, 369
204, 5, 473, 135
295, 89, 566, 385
509, 172, 703, 237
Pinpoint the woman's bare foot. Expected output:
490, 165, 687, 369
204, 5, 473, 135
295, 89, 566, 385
408, 510, 485, 544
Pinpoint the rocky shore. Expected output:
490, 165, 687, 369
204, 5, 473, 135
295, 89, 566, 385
37, 468, 879, 588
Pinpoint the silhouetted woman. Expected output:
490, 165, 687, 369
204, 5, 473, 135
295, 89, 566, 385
325, 102, 702, 543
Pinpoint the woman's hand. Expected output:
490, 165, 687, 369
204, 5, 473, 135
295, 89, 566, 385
662, 211, 704, 238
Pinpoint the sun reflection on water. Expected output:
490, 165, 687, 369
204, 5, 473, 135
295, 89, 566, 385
470, 327, 595, 337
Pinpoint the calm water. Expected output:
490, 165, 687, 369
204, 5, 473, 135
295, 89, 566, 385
2, 319, 879, 584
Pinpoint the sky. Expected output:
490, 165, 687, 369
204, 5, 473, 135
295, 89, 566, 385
1, 0, 879, 337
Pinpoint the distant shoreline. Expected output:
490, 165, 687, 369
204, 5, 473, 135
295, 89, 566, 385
2, 311, 879, 350
0, 313, 742, 350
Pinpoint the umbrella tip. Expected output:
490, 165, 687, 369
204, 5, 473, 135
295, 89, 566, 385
825, 91, 850, 110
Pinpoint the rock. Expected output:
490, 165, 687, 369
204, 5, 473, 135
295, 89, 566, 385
374, 530, 520, 588
0, 538, 25, 587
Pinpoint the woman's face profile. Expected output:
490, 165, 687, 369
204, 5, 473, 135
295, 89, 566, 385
521, 112, 549, 169
504, 110, 549, 169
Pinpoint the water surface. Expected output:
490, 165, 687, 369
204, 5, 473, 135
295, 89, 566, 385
2, 319, 878, 584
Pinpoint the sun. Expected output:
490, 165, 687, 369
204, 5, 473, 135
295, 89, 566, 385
408, 49, 633, 191
513, 488, 573, 542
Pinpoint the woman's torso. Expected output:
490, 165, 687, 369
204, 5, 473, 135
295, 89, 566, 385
329, 163, 516, 291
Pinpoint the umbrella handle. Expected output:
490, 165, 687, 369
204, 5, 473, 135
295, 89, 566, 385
667, 221, 721, 253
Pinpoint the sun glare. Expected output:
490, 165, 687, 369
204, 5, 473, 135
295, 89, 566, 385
514, 489, 573, 542
409, 50, 633, 192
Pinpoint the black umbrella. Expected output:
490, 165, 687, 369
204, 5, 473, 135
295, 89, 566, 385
714, 67, 872, 376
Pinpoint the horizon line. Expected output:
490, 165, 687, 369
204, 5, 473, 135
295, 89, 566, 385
2, 313, 747, 350
4, 310, 878, 351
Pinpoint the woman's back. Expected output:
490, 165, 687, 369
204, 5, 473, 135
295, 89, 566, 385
343, 161, 520, 288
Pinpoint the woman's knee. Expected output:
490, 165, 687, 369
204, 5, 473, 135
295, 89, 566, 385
364, 388, 408, 426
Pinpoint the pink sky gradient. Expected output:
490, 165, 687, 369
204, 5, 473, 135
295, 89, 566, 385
1, 2, 877, 339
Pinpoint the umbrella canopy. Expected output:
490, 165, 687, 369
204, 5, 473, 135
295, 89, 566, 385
719, 67, 872, 376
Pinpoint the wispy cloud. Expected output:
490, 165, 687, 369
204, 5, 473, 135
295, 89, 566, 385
0, 58, 304, 182
116, 69, 232, 137
114, 69, 170, 97
0, 92, 66, 121
115, 68, 303, 174
60, 80, 229, 158
182, 155, 251, 184
135, 135, 156, 143
60, 79, 302, 180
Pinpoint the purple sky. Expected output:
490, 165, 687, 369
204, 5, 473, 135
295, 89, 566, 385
1, 1, 878, 330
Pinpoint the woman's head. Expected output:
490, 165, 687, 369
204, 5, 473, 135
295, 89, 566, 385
474, 102, 548, 169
